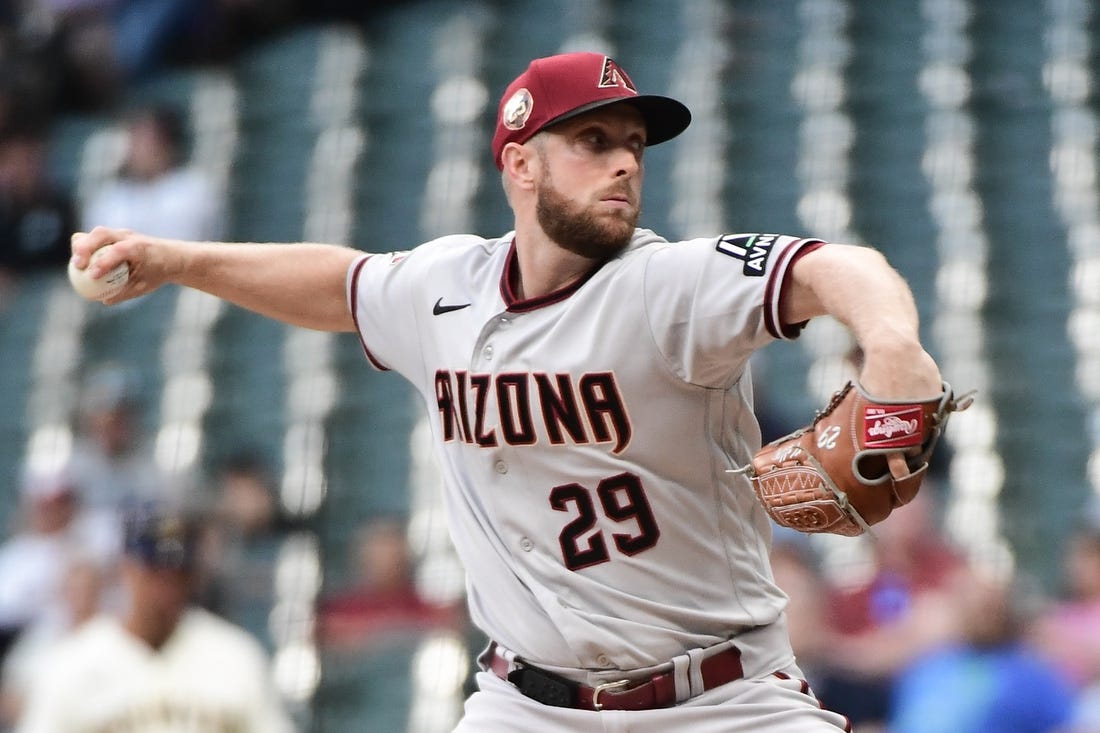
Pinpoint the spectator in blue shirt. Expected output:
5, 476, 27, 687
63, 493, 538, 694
889, 568, 1076, 733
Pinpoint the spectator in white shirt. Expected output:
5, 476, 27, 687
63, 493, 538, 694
81, 103, 224, 241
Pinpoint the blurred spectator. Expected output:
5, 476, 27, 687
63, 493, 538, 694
889, 568, 1076, 733
15, 0, 123, 112
0, 11, 61, 133
2, 0, 302, 118
109, 0, 217, 82
80, 103, 225, 240
15, 0, 213, 112
815, 488, 966, 729
64, 362, 172, 549
14, 501, 296, 733
197, 449, 292, 650
318, 517, 459, 651
0, 468, 112, 665
1031, 509, 1100, 731
0, 130, 77, 306
0, 557, 105, 728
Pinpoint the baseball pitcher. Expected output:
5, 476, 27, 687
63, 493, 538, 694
68, 52, 964, 732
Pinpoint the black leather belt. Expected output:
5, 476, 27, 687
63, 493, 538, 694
487, 642, 744, 711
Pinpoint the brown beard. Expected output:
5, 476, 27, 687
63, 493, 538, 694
535, 173, 638, 259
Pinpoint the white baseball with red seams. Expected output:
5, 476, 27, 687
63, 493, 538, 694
348, 228, 853, 730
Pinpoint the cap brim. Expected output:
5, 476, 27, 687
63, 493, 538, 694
543, 95, 692, 148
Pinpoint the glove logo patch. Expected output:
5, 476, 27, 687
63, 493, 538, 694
863, 405, 923, 449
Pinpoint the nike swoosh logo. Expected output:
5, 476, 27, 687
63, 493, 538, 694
433, 297, 471, 316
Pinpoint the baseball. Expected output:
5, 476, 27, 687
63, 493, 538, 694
67, 246, 130, 301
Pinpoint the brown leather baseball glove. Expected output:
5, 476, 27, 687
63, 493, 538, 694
743, 381, 973, 536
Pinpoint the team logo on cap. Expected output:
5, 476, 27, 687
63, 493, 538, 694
598, 57, 637, 93
502, 87, 534, 130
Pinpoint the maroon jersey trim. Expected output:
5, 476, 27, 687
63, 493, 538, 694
349, 255, 391, 371
499, 238, 609, 312
765, 239, 826, 340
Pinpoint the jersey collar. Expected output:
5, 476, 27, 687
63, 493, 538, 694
499, 238, 610, 312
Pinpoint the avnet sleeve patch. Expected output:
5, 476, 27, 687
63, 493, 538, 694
715, 234, 779, 277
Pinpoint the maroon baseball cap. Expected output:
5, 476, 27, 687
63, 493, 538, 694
491, 52, 691, 170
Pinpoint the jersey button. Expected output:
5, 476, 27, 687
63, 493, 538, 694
519, 538, 534, 552
596, 654, 611, 667
494, 460, 508, 474
483, 345, 494, 360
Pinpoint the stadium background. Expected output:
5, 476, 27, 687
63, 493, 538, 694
1, 0, 1098, 730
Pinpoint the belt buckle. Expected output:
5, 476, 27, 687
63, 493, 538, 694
591, 679, 631, 711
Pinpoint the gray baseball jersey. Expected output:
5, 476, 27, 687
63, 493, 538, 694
348, 228, 823, 678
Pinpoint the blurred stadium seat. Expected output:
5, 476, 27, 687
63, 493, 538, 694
0, 274, 56, 526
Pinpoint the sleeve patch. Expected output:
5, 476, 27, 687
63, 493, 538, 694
715, 234, 778, 277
